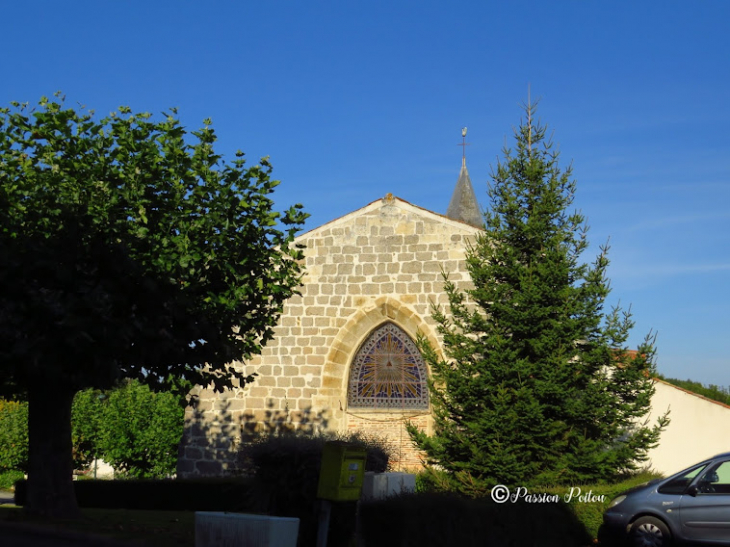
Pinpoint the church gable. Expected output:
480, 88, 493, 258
296, 194, 480, 302
179, 193, 482, 476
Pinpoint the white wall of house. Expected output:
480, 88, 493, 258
645, 380, 730, 476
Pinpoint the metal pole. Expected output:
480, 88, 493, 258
316, 499, 332, 547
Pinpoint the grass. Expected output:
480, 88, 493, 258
0, 505, 195, 547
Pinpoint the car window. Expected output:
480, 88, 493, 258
658, 464, 709, 495
697, 461, 730, 494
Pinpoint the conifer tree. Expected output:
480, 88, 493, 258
408, 102, 667, 490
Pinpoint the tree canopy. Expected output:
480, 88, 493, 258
0, 93, 307, 516
408, 102, 667, 492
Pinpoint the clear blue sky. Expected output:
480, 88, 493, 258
3, 1, 728, 387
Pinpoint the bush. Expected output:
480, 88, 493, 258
237, 430, 390, 547
0, 395, 97, 473
0, 380, 184, 479
71, 389, 105, 469
0, 400, 28, 472
13, 477, 254, 511
554, 471, 663, 539
360, 491, 592, 547
412, 468, 663, 541
0, 469, 24, 491
238, 431, 390, 512
98, 379, 184, 478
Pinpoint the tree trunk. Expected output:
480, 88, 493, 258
26, 384, 80, 518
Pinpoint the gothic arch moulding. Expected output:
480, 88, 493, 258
317, 297, 441, 423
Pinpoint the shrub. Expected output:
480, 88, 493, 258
99, 379, 184, 478
0, 469, 24, 491
71, 389, 105, 469
237, 430, 390, 547
553, 471, 664, 539
412, 468, 663, 542
0, 395, 99, 473
13, 477, 254, 511
0, 400, 28, 472
0, 382, 184, 479
360, 491, 591, 547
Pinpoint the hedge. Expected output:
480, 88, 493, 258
13, 478, 253, 511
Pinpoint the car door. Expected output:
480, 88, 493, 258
679, 459, 730, 542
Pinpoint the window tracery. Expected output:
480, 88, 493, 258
347, 322, 429, 410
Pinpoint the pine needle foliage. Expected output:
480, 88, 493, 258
407, 102, 668, 490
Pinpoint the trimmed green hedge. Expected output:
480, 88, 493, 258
360, 491, 591, 547
11, 472, 662, 545
545, 472, 662, 538
409, 469, 663, 543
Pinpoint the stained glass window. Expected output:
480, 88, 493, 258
348, 322, 429, 410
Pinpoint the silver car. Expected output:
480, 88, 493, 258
601, 452, 730, 546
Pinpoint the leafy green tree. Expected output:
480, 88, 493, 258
408, 102, 667, 491
0, 93, 307, 516
99, 379, 183, 478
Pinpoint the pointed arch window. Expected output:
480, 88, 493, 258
347, 322, 429, 410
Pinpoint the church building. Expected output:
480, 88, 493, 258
178, 151, 484, 476
178, 145, 730, 478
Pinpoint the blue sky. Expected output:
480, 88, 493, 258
3, 1, 729, 387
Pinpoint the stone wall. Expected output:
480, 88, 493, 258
178, 195, 480, 477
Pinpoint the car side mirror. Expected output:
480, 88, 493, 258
687, 485, 699, 497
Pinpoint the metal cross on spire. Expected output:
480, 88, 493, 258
458, 127, 470, 165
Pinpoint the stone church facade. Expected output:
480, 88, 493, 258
178, 156, 730, 478
178, 159, 483, 477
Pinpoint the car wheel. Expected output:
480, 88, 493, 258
629, 516, 672, 547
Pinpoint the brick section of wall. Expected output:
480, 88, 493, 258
179, 196, 480, 477
345, 412, 431, 470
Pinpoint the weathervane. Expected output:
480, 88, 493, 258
458, 127, 470, 163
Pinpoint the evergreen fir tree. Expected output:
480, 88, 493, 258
407, 102, 668, 490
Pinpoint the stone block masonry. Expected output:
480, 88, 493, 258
179, 195, 481, 477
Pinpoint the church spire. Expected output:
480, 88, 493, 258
446, 127, 482, 228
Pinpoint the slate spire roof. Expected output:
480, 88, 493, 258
446, 156, 482, 228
